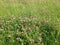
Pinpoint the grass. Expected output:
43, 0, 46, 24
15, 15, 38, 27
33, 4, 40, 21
0, 0, 60, 45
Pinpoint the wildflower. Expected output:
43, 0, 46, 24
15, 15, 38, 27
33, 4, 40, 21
6, 21, 10, 23
16, 29, 19, 33
45, 19, 49, 22
7, 35, 12, 38
33, 25, 36, 28
19, 18, 23, 22
31, 16, 37, 21
45, 18, 51, 23
25, 26, 32, 32
38, 37, 42, 42
12, 17, 15, 20
16, 29, 20, 35
30, 39, 35, 44
25, 26, 30, 30
16, 37, 22, 41
0, 28, 3, 31
16, 37, 20, 41
24, 17, 31, 22
34, 44, 37, 45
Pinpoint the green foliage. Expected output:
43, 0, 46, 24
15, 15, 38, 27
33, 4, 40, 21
0, 0, 60, 45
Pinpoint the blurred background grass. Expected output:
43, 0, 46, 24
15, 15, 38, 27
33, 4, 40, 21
0, 0, 60, 31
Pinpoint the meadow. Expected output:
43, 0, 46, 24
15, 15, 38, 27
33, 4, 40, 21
0, 0, 60, 45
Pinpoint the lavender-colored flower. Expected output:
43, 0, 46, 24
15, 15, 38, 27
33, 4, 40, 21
38, 37, 42, 42
24, 17, 31, 22
16, 37, 21, 41
16, 29, 19, 33
45, 18, 51, 23
31, 16, 37, 21
39, 33, 42, 36
30, 39, 35, 44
